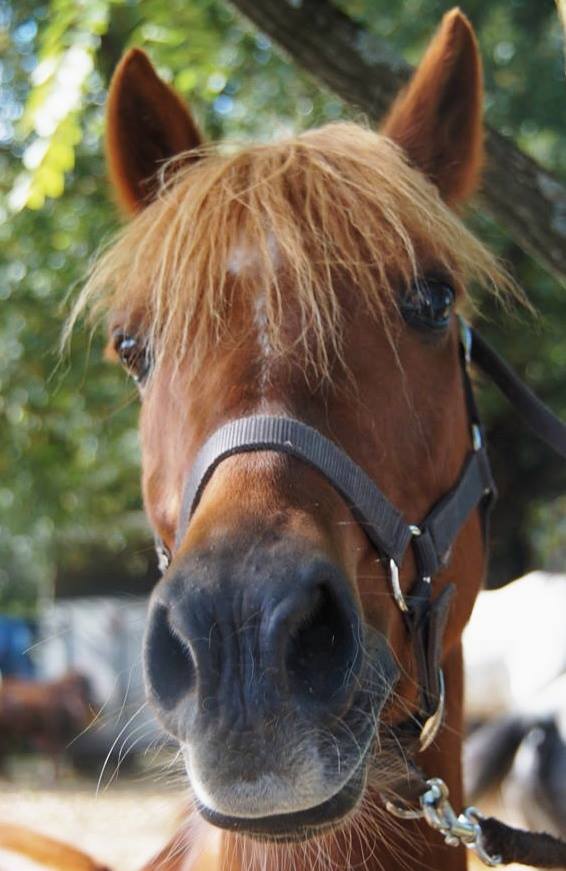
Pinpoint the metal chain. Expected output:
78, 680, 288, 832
386, 777, 502, 867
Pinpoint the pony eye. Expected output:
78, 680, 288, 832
113, 332, 151, 384
401, 279, 455, 331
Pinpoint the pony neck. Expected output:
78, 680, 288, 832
181, 643, 466, 871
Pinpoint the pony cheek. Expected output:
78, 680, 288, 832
141, 457, 181, 550
139, 399, 189, 545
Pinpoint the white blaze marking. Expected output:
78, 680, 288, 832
254, 293, 272, 392
227, 233, 280, 393
227, 232, 280, 278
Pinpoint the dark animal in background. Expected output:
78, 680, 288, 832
0, 671, 94, 771
465, 674, 566, 840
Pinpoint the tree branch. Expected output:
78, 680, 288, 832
230, 0, 566, 285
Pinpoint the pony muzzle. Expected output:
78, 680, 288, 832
143, 540, 398, 831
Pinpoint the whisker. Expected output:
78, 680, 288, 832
95, 701, 147, 796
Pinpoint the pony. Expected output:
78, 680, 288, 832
2, 8, 522, 871
72, 7, 515, 870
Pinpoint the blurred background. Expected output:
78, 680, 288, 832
1, 0, 566, 868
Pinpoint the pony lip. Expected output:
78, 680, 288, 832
194, 751, 369, 841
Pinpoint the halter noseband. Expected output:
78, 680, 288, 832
155, 318, 566, 751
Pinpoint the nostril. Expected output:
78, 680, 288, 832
286, 583, 359, 708
144, 603, 196, 711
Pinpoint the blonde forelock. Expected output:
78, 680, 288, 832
67, 122, 516, 380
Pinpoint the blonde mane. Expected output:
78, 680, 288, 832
69, 121, 514, 379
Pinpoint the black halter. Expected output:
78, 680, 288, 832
155, 318, 566, 749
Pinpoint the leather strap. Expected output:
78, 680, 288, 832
404, 581, 454, 726
176, 415, 413, 563
471, 328, 566, 460
412, 448, 494, 579
176, 415, 495, 574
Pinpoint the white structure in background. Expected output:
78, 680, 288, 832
36, 596, 164, 761
464, 571, 566, 720
463, 572, 566, 837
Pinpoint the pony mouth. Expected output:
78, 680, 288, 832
195, 749, 369, 842
190, 647, 396, 842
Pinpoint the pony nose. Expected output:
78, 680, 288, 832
143, 555, 363, 731
265, 566, 362, 710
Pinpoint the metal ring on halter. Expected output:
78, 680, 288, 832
418, 669, 445, 752
385, 799, 424, 820
472, 423, 483, 452
465, 808, 503, 867
388, 559, 408, 613
459, 316, 473, 365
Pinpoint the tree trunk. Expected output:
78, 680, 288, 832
557, 1, 566, 72
230, 0, 566, 286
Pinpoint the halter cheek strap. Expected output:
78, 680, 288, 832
161, 324, 494, 746
175, 325, 495, 578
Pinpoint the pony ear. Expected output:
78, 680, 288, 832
106, 49, 203, 214
382, 9, 483, 205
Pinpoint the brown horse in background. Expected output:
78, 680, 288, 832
1, 8, 521, 871
0, 672, 93, 768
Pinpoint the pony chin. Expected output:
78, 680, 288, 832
184, 746, 371, 843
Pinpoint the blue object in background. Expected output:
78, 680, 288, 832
0, 615, 35, 678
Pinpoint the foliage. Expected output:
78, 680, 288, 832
1, 0, 566, 610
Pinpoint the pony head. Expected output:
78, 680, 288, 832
74, 9, 510, 845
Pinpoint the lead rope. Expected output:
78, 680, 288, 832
385, 776, 566, 868
386, 778, 502, 866
385, 321, 566, 868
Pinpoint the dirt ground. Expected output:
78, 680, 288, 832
0, 768, 531, 871
0, 771, 186, 871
